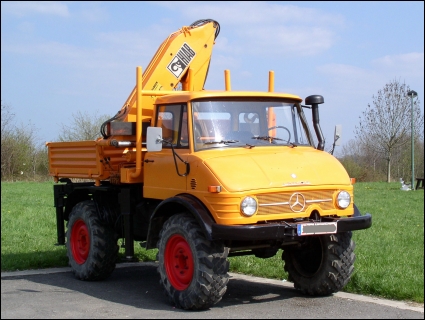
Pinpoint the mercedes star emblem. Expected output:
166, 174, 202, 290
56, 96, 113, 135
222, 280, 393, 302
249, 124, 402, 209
289, 193, 306, 212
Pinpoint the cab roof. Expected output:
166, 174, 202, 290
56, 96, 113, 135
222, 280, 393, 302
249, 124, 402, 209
153, 90, 303, 105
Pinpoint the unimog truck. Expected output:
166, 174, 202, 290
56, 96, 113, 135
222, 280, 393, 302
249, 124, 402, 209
47, 19, 372, 310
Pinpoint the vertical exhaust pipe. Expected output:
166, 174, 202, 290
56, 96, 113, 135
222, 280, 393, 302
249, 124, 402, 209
305, 95, 325, 151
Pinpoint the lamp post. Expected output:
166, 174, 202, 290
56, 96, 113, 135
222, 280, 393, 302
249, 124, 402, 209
407, 90, 417, 190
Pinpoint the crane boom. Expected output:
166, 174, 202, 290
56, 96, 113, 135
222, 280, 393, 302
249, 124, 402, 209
120, 19, 220, 123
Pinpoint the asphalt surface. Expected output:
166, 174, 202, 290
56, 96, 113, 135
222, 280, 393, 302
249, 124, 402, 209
1, 262, 424, 319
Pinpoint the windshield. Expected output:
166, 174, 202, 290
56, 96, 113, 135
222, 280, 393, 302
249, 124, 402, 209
191, 100, 314, 151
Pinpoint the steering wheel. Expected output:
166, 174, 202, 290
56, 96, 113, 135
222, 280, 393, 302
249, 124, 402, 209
267, 126, 291, 143
244, 112, 259, 123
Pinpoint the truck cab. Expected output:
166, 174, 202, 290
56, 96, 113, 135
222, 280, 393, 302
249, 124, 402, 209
143, 90, 369, 246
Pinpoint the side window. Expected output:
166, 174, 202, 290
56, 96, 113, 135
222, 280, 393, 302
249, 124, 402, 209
157, 110, 174, 143
156, 104, 188, 148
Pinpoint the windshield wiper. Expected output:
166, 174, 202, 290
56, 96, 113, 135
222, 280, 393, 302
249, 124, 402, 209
203, 140, 239, 145
253, 136, 284, 142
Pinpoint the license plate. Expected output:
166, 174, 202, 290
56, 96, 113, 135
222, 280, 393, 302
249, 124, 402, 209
297, 222, 337, 236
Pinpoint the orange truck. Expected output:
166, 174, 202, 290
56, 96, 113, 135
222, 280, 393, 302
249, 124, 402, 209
47, 19, 372, 310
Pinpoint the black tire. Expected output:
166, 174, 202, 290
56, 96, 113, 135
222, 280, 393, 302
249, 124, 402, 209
157, 213, 229, 310
66, 200, 119, 281
282, 231, 356, 296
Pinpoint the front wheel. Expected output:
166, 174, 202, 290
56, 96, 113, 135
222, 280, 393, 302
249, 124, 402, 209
282, 231, 356, 295
157, 213, 229, 310
66, 200, 119, 281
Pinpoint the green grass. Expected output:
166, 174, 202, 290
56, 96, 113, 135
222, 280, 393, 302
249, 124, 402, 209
346, 182, 424, 303
1, 181, 423, 303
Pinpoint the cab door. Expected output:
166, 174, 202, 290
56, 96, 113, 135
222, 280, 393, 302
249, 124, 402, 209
143, 104, 189, 199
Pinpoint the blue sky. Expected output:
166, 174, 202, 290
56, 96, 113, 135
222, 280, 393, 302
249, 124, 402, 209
1, 1, 424, 153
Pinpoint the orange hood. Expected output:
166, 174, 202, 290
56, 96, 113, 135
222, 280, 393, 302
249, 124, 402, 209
203, 147, 350, 192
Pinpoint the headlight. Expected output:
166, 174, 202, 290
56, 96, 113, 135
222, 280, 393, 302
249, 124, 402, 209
336, 191, 351, 209
241, 196, 257, 216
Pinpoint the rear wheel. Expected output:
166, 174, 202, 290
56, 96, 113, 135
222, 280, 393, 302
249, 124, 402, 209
66, 200, 119, 281
157, 213, 229, 310
283, 231, 355, 295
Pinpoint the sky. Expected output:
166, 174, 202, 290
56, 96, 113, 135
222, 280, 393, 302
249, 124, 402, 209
1, 1, 424, 154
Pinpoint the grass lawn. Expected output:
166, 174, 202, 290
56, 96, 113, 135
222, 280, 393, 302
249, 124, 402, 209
1, 181, 423, 303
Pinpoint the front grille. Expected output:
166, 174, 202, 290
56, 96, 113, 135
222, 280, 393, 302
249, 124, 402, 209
256, 190, 334, 215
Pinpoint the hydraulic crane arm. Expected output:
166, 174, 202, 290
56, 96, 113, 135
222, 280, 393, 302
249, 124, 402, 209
118, 19, 220, 123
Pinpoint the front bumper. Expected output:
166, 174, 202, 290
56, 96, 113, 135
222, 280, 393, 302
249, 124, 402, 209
211, 213, 372, 241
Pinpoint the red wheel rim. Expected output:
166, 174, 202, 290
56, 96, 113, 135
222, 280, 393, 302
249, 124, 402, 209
70, 219, 90, 264
164, 234, 194, 290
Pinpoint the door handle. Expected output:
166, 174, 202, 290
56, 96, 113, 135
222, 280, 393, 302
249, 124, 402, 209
144, 159, 154, 163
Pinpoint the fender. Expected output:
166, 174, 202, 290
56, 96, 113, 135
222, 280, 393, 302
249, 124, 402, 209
54, 183, 91, 221
146, 194, 216, 249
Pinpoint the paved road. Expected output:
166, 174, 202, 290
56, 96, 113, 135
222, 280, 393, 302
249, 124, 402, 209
1, 262, 423, 319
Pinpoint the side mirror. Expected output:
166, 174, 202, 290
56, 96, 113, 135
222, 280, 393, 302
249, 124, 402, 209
334, 125, 342, 146
146, 127, 163, 152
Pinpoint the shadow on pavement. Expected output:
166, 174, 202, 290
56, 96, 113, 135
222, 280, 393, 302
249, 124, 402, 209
2, 263, 308, 312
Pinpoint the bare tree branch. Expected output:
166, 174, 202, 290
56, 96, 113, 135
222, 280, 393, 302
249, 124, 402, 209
355, 79, 424, 182
57, 110, 111, 141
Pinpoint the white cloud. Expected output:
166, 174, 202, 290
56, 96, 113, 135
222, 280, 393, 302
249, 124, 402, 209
17, 21, 35, 33
240, 70, 253, 78
243, 25, 334, 56
313, 53, 424, 145
156, 2, 344, 26
317, 63, 369, 78
1, 41, 124, 70
316, 63, 376, 97
316, 52, 424, 96
372, 52, 424, 78
95, 31, 154, 56
154, 1, 344, 57
211, 53, 241, 69
314, 53, 423, 106
1, 1, 69, 17
1, 28, 159, 71
2, 41, 81, 60
79, 3, 109, 22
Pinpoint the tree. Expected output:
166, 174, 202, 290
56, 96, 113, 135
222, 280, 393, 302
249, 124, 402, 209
355, 79, 424, 182
1, 101, 14, 138
338, 139, 385, 182
1, 103, 114, 181
1, 103, 15, 179
57, 110, 111, 141
1, 102, 42, 180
